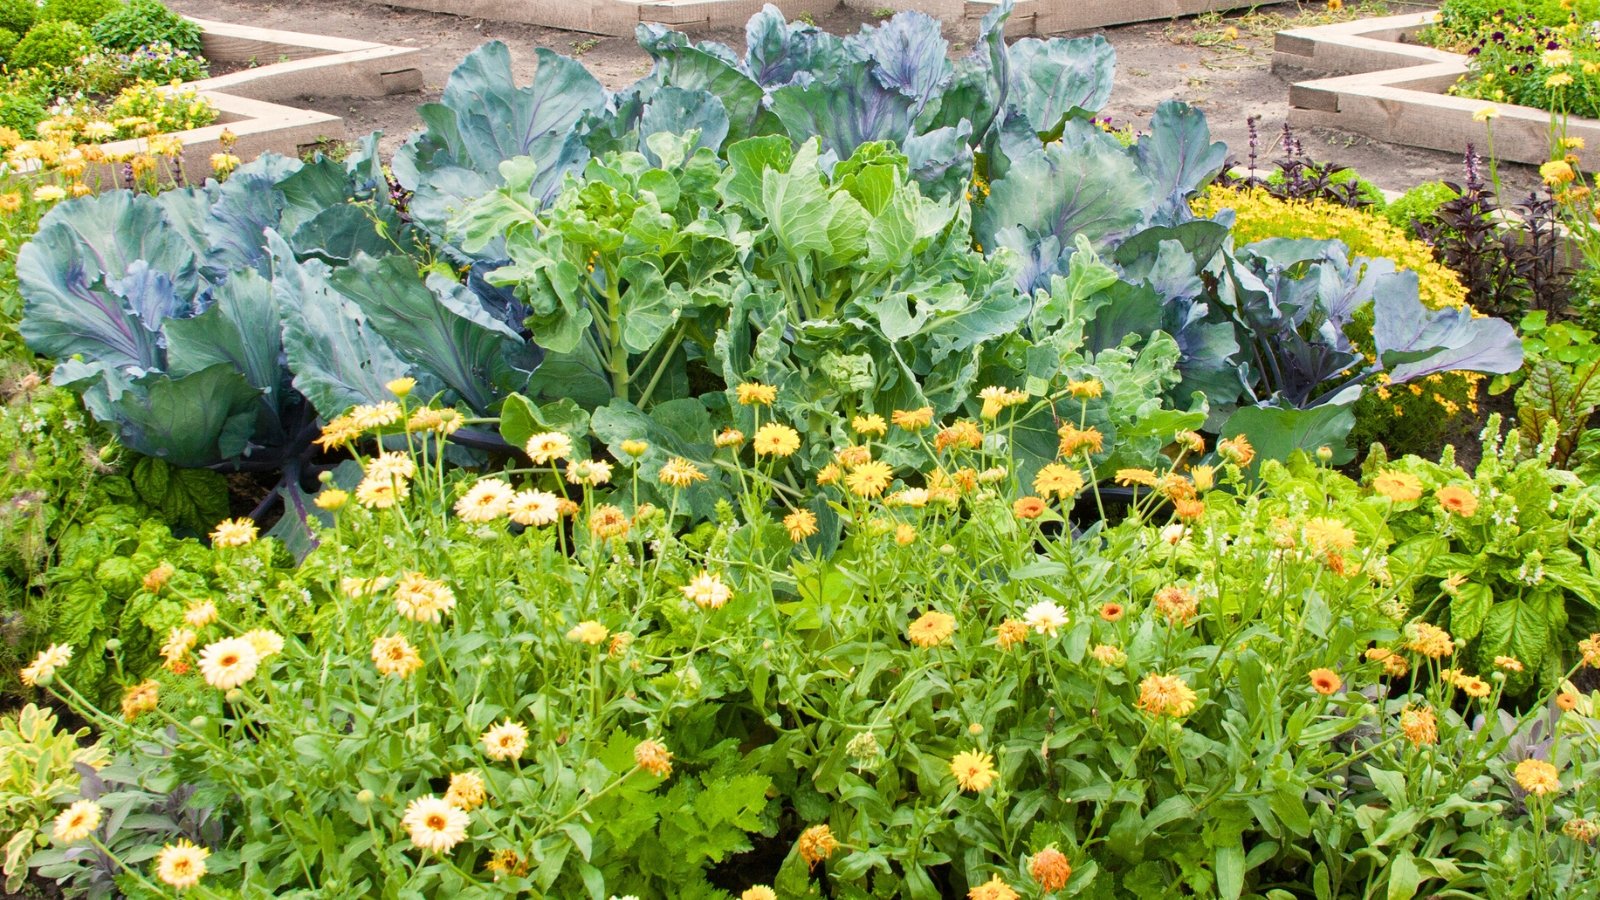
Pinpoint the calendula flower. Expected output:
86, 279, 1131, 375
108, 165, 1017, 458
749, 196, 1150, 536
508, 489, 561, 526
1579, 633, 1600, 668
934, 421, 984, 453
1030, 847, 1072, 891
1564, 818, 1599, 844
314, 488, 349, 511
197, 638, 260, 690
783, 508, 819, 542
454, 478, 515, 522
565, 459, 613, 486
995, 619, 1028, 650
161, 627, 196, 669
32, 185, 67, 203
356, 476, 408, 509
797, 824, 838, 869
1557, 691, 1578, 711
366, 451, 418, 483
566, 621, 608, 645
978, 385, 1027, 419
950, 749, 998, 792
682, 571, 733, 609
1066, 379, 1102, 399
1154, 586, 1199, 625
1433, 485, 1479, 519
243, 629, 284, 659
753, 423, 801, 457
1365, 647, 1410, 677
894, 523, 917, 546
609, 632, 634, 658
394, 572, 457, 623
371, 634, 423, 678
1302, 517, 1356, 554
1405, 622, 1454, 659
1056, 422, 1107, 454
1090, 644, 1127, 666
21, 643, 73, 687
845, 460, 895, 498
445, 772, 487, 811
1398, 705, 1438, 746
1114, 468, 1158, 488
1137, 673, 1197, 718
714, 428, 746, 448
524, 431, 573, 464
1494, 655, 1524, 673
1013, 496, 1047, 519
155, 839, 209, 889
588, 504, 631, 540
968, 875, 1019, 900
620, 439, 649, 457
486, 848, 531, 878
350, 402, 403, 430
1547, 71, 1575, 88
53, 800, 102, 843
635, 739, 673, 777
1034, 464, 1084, 499
482, 720, 529, 761
121, 680, 160, 719
1189, 464, 1215, 492
1024, 601, 1068, 637
1515, 758, 1561, 796
852, 413, 888, 436
1473, 105, 1500, 122
210, 518, 258, 548
1542, 159, 1576, 187
741, 887, 777, 900
407, 407, 464, 435
658, 457, 707, 488
908, 611, 956, 648
1372, 470, 1423, 502
1459, 676, 1492, 699
1217, 435, 1255, 466
736, 382, 778, 405
893, 407, 934, 430
403, 795, 470, 853
385, 376, 416, 398
887, 488, 929, 508
1099, 602, 1125, 622
143, 562, 176, 592
1308, 668, 1342, 695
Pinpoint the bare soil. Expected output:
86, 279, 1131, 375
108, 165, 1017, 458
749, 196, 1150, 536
161, 0, 1542, 194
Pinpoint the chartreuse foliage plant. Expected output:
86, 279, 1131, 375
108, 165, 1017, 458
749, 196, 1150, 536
18, 384, 1600, 897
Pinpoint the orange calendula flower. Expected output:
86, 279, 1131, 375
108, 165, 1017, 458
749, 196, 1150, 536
784, 508, 819, 542
1556, 691, 1578, 712
588, 504, 631, 540
1137, 673, 1197, 718
907, 611, 956, 648
1405, 622, 1454, 659
1030, 847, 1072, 891
1494, 655, 1524, 673
1308, 668, 1342, 695
1012, 496, 1047, 519
121, 680, 160, 719
1066, 379, 1102, 399
1399, 705, 1438, 747
1365, 646, 1410, 677
1514, 758, 1561, 796
714, 428, 746, 448
1090, 644, 1127, 666
1153, 586, 1199, 625
1372, 470, 1423, 502
797, 824, 839, 869
934, 420, 984, 453
835, 444, 873, 468
1579, 633, 1600, 668
995, 619, 1028, 650
852, 413, 888, 437
950, 749, 998, 792
1173, 498, 1206, 522
1099, 602, 1124, 622
1217, 435, 1255, 466
1436, 484, 1479, 517
634, 739, 673, 778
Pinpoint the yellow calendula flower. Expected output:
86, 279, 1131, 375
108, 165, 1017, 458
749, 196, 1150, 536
209, 517, 258, 548
1136, 673, 1197, 718
566, 620, 608, 645
934, 420, 984, 453
1302, 517, 1356, 554
1405, 622, 1454, 659
350, 402, 403, 430
950, 749, 998, 792
845, 460, 895, 498
907, 611, 955, 648
1033, 464, 1084, 500
892, 407, 934, 430
658, 456, 708, 488
313, 488, 349, 511
445, 772, 487, 811
851, 413, 888, 436
681, 571, 733, 609
1372, 470, 1422, 502
735, 382, 777, 405
1546, 71, 1575, 89
752, 423, 801, 457
121, 680, 160, 719
1114, 468, 1158, 488
995, 619, 1028, 650
588, 504, 631, 540
968, 875, 1020, 900
620, 439, 649, 457
1066, 378, 1103, 399
371, 634, 423, 678
1515, 758, 1561, 795
1542, 159, 1577, 187
1057, 423, 1104, 456
524, 431, 573, 464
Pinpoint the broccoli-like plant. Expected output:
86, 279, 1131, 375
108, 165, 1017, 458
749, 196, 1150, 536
39, 0, 122, 29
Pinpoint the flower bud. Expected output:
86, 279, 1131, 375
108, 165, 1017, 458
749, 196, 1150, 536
356, 789, 376, 805
104, 638, 122, 652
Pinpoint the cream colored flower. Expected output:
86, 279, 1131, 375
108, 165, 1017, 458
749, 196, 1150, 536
508, 489, 561, 526
21, 643, 73, 687
52, 800, 102, 843
682, 571, 733, 609
454, 478, 515, 522
155, 840, 209, 889
403, 795, 470, 853
197, 638, 260, 690
482, 720, 529, 761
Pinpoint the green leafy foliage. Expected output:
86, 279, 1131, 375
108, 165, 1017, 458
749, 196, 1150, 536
0, 0, 35, 37
11, 20, 95, 70
38, 0, 122, 29
90, 0, 200, 54
0, 705, 108, 892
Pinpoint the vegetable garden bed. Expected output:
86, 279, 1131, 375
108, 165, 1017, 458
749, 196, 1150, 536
1273, 12, 1600, 165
